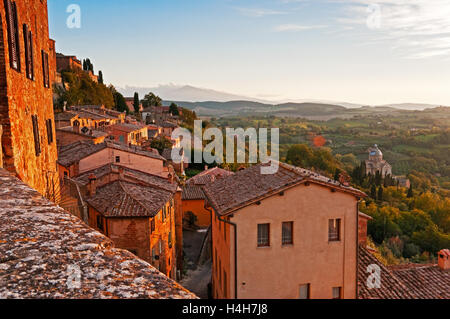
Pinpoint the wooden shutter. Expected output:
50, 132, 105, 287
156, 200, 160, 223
32, 115, 41, 156
5, 0, 20, 70
42, 50, 49, 88
23, 24, 34, 80
29, 30, 34, 79
46, 119, 53, 144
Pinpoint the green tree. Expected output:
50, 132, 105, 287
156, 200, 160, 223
407, 184, 414, 198
142, 92, 162, 108
371, 184, 377, 199
150, 137, 173, 154
98, 71, 103, 84
286, 144, 314, 168
133, 92, 140, 111
111, 88, 128, 114
378, 186, 384, 201
169, 103, 179, 116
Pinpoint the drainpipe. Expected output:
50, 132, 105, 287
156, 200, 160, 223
205, 205, 238, 299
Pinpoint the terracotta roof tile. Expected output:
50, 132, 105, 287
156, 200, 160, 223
390, 265, 449, 299
203, 162, 366, 216
182, 185, 205, 200
358, 247, 417, 299
57, 141, 165, 167
86, 181, 173, 217
0, 169, 196, 299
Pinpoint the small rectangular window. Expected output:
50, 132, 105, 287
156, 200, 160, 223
115, 156, 120, 163
46, 119, 53, 144
31, 115, 41, 156
257, 223, 270, 247
23, 24, 34, 80
5, 0, 20, 71
299, 284, 310, 299
329, 219, 341, 242
332, 287, 342, 299
96, 215, 104, 232
41, 50, 50, 88
282, 222, 294, 245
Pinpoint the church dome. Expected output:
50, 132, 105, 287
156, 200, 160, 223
369, 144, 383, 157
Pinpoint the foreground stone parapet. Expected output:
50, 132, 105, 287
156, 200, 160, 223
0, 168, 197, 299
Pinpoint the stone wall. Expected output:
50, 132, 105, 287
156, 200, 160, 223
0, 0, 59, 200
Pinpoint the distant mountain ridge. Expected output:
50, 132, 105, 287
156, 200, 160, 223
116, 84, 447, 116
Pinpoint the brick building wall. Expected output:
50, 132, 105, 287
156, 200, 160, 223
87, 200, 178, 280
0, 0, 58, 200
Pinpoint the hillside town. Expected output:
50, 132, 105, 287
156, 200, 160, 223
0, 0, 448, 300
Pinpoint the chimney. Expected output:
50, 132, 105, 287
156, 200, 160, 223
204, 165, 208, 171
438, 249, 450, 271
73, 120, 80, 134
88, 174, 97, 196
358, 212, 373, 246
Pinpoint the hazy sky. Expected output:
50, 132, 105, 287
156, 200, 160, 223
48, 0, 450, 105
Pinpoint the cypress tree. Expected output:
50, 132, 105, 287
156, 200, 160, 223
133, 92, 140, 111
98, 71, 104, 84
371, 184, 377, 199
407, 184, 413, 198
378, 186, 383, 201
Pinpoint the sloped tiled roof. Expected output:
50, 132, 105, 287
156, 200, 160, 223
390, 265, 449, 299
358, 247, 416, 299
182, 185, 205, 200
202, 162, 366, 216
187, 167, 234, 186
73, 164, 177, 193
58, 141, 165, 167
86, 181, 173, 218
109, 123, 147, 133
57, 141, 107, 167
0, 169, 196, 299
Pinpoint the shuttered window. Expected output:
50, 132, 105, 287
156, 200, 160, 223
31, 115, 41, 156
23, 24, 34, 80
41, 50, 50, 88
257, 223, 270, 247
46, 119, 53, 144
5, 0, 21, 71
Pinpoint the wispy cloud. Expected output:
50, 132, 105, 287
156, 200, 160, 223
236, 7, 288, 18
336, 0, 450, 59
274, 24, 328, 32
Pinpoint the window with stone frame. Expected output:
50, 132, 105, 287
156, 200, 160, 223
46, 119, 53, 144
41, 50, 49, 88
328, 219, 341, 242
31, 115, 41, 156
5, 0, 20, 71
257, 223, 270, 247
282, 221, 294, 245
23, 24, 34, 80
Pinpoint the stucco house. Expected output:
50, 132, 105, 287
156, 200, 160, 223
203, 162, 367, 299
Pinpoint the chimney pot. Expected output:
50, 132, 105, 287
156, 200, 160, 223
438, 249, 450, 271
